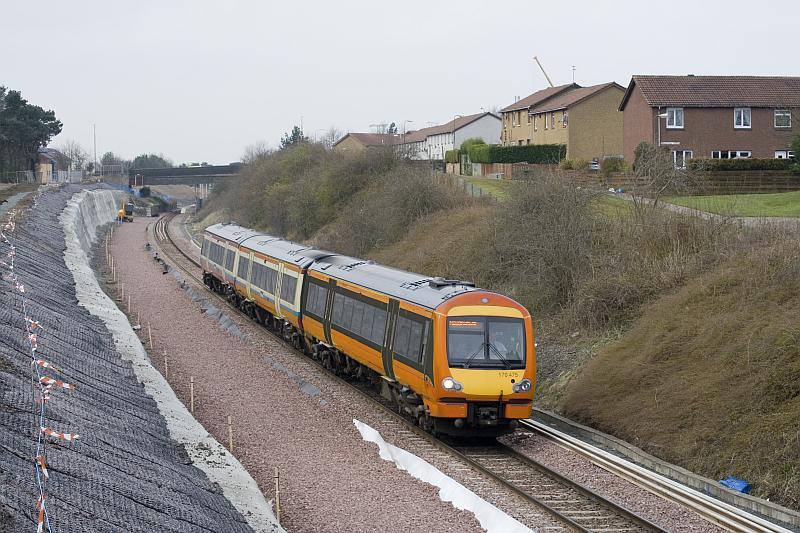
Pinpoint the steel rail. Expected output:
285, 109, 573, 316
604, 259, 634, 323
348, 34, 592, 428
151, 212, 666, 532
521, 420, 793, 533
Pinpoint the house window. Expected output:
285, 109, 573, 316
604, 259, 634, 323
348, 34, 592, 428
712, 150, 752, 159
518, 140, 523, 145
533, 115, 537, 131
775, 110, 791, 128
673, 150, 693, 169
734, 108, 751, 129
666, 107, 683, 129
551, 112, 556, 129
544, 114, 548, 130
775, 150, 796, 159
527, 112, 531, 124
562, 110, 568, 127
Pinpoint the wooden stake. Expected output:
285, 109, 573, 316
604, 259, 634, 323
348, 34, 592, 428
148, 322, 153, 349
127, 293, 131, 310
163, 350, 169, 380
121, 283, 124, 300
136, 310, 140, 327
227, 415, 233, 452
274, 467, 281, 524
190, 376, 194, 414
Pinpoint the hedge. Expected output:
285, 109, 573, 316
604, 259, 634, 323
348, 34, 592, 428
468, 144, 566, 164
444, 150, 460, 164
688, 158, 795, 171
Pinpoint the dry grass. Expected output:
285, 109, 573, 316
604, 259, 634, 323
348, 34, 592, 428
562, 234, 800, 508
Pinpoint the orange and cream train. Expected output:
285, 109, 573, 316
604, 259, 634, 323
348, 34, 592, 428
201, 223, 536, 437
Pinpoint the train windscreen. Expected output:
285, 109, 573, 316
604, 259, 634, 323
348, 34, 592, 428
446, 316, 525, 369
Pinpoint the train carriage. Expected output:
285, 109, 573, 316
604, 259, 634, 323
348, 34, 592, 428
302, 255, 535, 437
201, 222, 536, 437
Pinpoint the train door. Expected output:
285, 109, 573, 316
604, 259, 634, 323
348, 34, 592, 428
322, 279, 336, 345
274, 263, 284, 320
381, 299, 399, 381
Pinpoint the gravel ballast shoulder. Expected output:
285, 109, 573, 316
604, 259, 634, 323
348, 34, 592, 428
111, 216, 487, 533
0, 185, 256, 532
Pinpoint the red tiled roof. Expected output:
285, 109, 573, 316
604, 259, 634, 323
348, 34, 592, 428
338, 112, 500, 147
622, 75, 800, 109
501, 83, 579, 112
403, 112, 500, 142
530, 82, 624, 113
334, 132, 401, 147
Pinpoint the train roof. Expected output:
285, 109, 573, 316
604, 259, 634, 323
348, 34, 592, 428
205, 223, 479, 309
310, 254, 478, 310
205, 223, 263, 244
205, 223, 328, 268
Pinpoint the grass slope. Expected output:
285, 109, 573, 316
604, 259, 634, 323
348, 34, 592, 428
562, 238, 800, 507
667, 190, 800, 217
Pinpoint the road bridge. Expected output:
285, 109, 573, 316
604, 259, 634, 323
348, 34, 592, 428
128, 163, 241, 186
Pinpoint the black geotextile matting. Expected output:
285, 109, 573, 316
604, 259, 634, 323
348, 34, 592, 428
0, 185, 252, 533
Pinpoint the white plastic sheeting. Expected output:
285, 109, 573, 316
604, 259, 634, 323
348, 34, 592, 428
354, 419, 534, 533
60, 189, 284, 533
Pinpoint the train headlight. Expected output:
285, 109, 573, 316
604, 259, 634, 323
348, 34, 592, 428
512, 379, 532, 393
441, 377, 463, 392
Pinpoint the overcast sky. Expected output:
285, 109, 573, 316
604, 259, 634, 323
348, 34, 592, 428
2, 0, 797, 164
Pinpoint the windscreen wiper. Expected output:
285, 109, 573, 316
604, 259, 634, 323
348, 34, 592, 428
462, 343, 486, 369
488, 343, 512, 369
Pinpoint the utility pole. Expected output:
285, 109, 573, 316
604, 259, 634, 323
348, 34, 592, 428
572, 66, 576, 84
93, 124, 97, 176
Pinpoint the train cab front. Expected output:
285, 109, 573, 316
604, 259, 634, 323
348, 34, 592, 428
429, 292, 535, 438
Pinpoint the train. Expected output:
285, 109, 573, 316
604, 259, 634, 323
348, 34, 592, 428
200, 222, 536, 437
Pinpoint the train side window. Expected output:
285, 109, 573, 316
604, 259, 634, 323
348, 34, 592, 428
341, 296, 354, 330
237, 257, 250, 280
305, 281, 328, 317
394, 317, 411, 357
332, 293, 344, 324
359, 308, 375, 340
351, 300, 365, 334
225, 249, 235, 271
394, 314, 426, 363
265, 266, 277, 294
201, 239, 208, 257
371, 308, 387, 345
280, 274, 297, 302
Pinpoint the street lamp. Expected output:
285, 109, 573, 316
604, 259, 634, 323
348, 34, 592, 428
656, 111, 668, 147
402, 120, 414, 155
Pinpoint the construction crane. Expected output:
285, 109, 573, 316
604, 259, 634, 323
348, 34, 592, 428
533, 56, 554, 87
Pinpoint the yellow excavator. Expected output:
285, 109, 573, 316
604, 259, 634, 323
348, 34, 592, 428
117, 201, 134, 222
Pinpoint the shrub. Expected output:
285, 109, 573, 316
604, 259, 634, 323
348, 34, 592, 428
559, 158, 590, 171
688, 158, 795, 171
459, 138, 486, 153
469, 144, 566, 164
444, 150, 460, 164
600, 157, 626, 177
468, 144, 492, 164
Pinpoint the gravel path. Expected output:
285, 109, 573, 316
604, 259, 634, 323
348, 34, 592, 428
108, 217, 484, 533
502, 431, 724, 531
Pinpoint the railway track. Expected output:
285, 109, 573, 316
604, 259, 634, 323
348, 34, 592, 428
521, 420, 793, 533
149, 211, 784, 533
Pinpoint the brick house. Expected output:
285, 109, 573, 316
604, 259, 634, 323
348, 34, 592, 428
333, 133, 400, 153
500, 82, 624, 161
619, 75, 800, 167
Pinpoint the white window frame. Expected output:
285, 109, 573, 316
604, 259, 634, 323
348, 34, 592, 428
712, 150, 751, 159
666, 107, 684, 129
774, 109, 791, 128
673, 150, 693, 169
734, 107, 751, 129
562, 110, 568, 127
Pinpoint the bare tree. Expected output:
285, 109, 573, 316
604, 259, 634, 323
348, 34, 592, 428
320, 127, 343, 150
58, 139, 89, 170
630, 142, 699, 210
241, 141, 271, 165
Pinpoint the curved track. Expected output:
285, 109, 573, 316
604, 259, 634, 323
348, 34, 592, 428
152, 212, 668, 532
